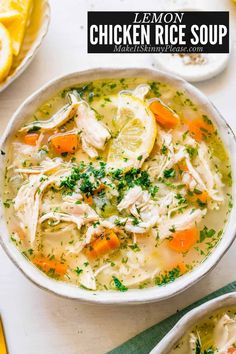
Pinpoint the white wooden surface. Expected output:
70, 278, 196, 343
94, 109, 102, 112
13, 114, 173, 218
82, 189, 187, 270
0, 1, 236, 353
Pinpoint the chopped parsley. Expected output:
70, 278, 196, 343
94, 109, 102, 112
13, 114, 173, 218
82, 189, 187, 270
199, 226, 216, 243
111, 167, 151, 192
112, 276, 128, 292
3, 199, 12, 208
161, 145, 168, 155
75, 267, 83, 275
149, 185, 159, 198
163, 168, 176, 179
155, 266, 181, 286
60, 161, 106, 195
27, 125, 41, 133
186, 145, 198, 158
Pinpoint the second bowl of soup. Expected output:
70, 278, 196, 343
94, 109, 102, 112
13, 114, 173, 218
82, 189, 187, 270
0, 68, 235, 303
151, 292, 236, 353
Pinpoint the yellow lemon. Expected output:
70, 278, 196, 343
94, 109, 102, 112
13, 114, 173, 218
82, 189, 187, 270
0, 0, 33, 56
107, 94, 157, 170
0, 22, 13, 82
0, 10, 20, 24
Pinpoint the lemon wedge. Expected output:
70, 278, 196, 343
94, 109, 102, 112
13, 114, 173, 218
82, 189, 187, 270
107, 94, 157, 170
0, 22, 13, 82
0, 0, 33, 56
0, 10, 20, 24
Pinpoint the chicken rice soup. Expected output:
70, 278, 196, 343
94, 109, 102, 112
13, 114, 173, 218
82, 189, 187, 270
3, 78, 232, 291
171, 307, 236, 354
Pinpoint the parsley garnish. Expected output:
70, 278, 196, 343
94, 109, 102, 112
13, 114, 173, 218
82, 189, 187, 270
186, 145, 198, 158
163, 168, 176, 178
27, 125, 41, 133
112, 276, 128, 292
155, 266, 181, 286
75, 267, 83, 275
199, 226, 216, 242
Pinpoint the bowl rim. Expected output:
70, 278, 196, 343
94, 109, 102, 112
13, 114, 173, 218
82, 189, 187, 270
0, 0, 51, 93
0, 67, 236, 304
150, 291, 236, 353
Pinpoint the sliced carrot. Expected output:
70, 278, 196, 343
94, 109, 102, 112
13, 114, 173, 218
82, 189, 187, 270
94, 183, 106, 194
178, 160, 188, 172
86, 229, 120, 259
168, 262, 187, 274
24, 133, 39, 146
190, 190, 208, 205
83, 194, 93, 206
168, 226, 199, 253
185, 117, 215, 142
33, 256, 67, 276
228, 348, 236, 354
50, 134, 78, 154
149, 100, 180, 129
177, 262, 187, 274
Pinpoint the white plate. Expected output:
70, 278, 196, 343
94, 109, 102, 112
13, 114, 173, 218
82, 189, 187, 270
0, 0, 50, 93
153, 52, 230, 82
152, 6, 230, 82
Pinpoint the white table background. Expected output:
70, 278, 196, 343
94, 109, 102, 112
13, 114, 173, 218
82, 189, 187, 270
0, 0, 236, 353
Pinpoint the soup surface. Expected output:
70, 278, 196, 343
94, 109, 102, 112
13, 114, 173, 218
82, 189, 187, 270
3, 78, 232, 291
171, 307, 236, 354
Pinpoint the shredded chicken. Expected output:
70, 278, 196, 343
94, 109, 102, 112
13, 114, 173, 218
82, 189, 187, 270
14, 169, 72, 245
75, 101, 111, 158
158, 208, 207, 239
133, 84, 150, 100
15, 157, 63, 174
213, 314, 236, 353
19, 93, 79, 133
40, 202, 99, 232
118, 186, 159, 233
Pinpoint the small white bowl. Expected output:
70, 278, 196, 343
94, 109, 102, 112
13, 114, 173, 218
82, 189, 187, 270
0, 68, 236, 304
151, 292, 236, 353
0, 0, 50, 93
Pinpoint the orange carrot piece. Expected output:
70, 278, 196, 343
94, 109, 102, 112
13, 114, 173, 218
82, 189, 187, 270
50, 134, 78, 154
191, 190, 208, 204
185, 117, 214, 142
83, 194, 93, 206
168, 226, 199, 253
33, 256, 67, 276
228, 348, 236, 354
167, 262, 187, 274
94, 183, 106, 194
149, 100, 180, 129
177, 262, 187, 274
24, 133, 39, 146
86, 230, 120, 259
178, 160, 189, 172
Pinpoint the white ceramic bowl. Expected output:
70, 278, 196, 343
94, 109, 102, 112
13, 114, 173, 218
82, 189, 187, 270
150, 292, 236, 353
0, 68, 236, 304
0, 0, 50, 92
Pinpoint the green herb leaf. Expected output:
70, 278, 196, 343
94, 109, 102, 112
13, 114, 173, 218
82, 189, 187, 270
163, 168, 176, 179
112, 276, 128, 292
75, 267, 83, 275
200, 226, 216, 243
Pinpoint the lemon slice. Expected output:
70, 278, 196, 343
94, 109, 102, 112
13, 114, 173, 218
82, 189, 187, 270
0, 23, 13, 82
0, 0, 33, 56
0, 9, 20, 24
107, 94, 157, 170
